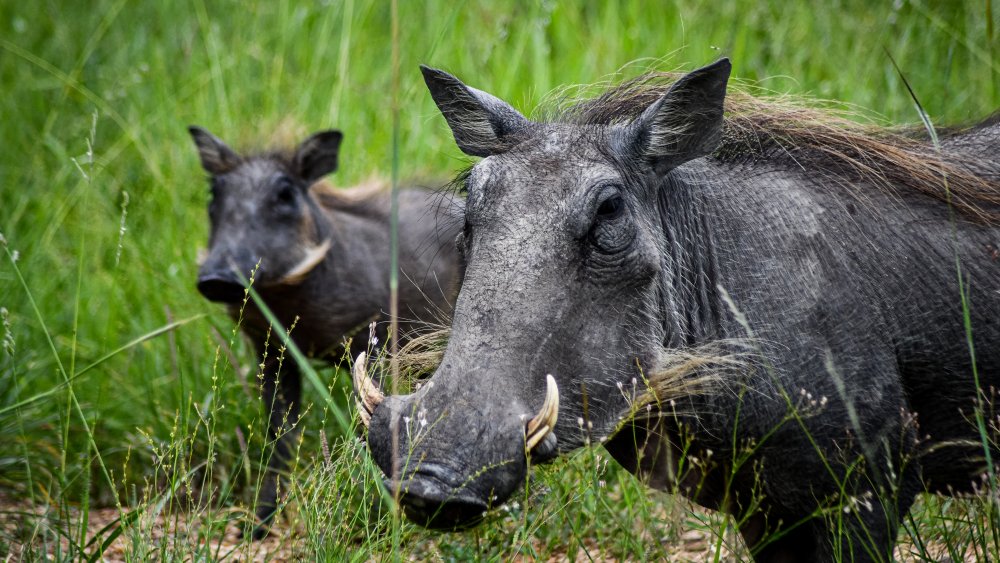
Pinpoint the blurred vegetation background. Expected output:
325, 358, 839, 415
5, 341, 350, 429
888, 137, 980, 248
0, 0, 997, 558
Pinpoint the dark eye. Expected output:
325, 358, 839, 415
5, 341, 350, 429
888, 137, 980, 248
596, 195, 623, 218
589, 188, 633, 253
275, 178, 297, 205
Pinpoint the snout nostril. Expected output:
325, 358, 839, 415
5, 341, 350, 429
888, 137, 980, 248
196, 275, 245, 303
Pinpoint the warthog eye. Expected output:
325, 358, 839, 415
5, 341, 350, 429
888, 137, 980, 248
274, 177, 297, 206
589, 186, 633, 253
597, 194, 624, 218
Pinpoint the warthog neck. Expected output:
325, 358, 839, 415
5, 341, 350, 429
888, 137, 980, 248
656, 166, 729, 350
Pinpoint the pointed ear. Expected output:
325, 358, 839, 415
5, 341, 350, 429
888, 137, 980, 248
619, 58, 731, 175
293, 130, 343, 183
188, 126, 241, 175
420, 65, 531, 157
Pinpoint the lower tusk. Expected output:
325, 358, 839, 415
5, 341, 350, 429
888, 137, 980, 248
353, 352, 383, 428
525, 374, 559, 451
525, 424, 551, 451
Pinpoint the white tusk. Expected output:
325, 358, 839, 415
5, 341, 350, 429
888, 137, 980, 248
525, 374, 559, 451
525, 424, 551, 451
353, 352, 383, 428
275, 238, 331, 285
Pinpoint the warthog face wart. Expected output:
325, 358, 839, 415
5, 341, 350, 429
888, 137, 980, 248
364, 60, 732, 529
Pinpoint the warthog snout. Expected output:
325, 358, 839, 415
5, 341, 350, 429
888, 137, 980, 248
196, 268, 244, 303
196, 247, 256, 304
362, 348, 562, 529
388, 465, 490, 530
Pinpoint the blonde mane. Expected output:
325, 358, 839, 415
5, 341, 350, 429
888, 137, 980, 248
550, 72, 1000, 224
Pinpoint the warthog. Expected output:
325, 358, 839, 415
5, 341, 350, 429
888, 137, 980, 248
189, 126, 461, 538
360, 60, 1000, 561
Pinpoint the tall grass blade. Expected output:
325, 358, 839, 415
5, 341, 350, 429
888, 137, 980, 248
887, 48, 995, 482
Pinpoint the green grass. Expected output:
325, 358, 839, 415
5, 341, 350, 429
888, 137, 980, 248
1, 0, 998, 560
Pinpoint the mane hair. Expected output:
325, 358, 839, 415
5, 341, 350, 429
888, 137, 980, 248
544, 72, 1000, 224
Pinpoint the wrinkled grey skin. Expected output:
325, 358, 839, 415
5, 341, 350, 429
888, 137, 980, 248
366, 60, 1000, 561
189, 127, 461, 538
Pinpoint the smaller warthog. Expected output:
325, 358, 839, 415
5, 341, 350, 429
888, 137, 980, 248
189, 126, 462, 539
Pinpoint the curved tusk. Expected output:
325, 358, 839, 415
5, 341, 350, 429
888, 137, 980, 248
353, 352, 384, 428
525, 374, 559, 451
275, 238, 331, 286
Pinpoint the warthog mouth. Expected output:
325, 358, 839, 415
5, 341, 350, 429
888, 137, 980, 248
386, 466, 490, 530
355, 352, 564, 529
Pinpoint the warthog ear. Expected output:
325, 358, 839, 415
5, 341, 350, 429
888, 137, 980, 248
293, 130, 343, 183
619, 58, 731, 175
189, 126, 241, 175
420, 65, 530, 157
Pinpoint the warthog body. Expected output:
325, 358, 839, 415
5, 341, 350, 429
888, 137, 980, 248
189, 127, 461, 538
364, 61, 1000, 561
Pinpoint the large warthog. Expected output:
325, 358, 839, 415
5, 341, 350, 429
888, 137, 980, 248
359, 60, 1000, 561
189, 126, 461, 538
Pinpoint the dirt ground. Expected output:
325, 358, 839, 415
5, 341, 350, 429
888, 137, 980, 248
0, 496, 985, 562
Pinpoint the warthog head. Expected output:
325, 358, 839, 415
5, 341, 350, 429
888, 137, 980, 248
190, 127, 342, 303
361, 60, 731, 528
